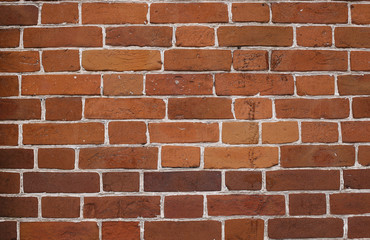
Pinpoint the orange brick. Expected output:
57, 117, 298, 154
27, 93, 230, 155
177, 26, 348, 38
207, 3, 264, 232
42, 50, 80, 72
103, 74, 143, 96
0, 76, 18, 97
0, 99, 41, 120
296, 75, 335, 96
176, 26, 214, 47
164, 195, 203, 218
232, 3, 269, 22
359, 146, 370, 166
233, 50, 268, 71
353, 97, 370, 118
42, 3, 78, 24
341, 121, 370, 142
0, 51, 40, 73
0, 124, 18, 146
335, 27, 370, 48
296, 26, 332, 47
38, 148, 75, 170
0, 5, 38, 25
45, 98, 82, 121
262, 122, 299, 144
301, 122, 338, 143
0, 29, 19, 47
161, 146, 200, 168
234, 98, 272, 120
222, 122, 259, 144
351, 52, 370, 71
351, 4, 370, 24
108, 121, 147, 144
338, 74, 370, 95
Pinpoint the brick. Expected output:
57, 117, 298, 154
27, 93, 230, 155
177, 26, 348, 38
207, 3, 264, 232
85, 98, 165, 119
296, 75, 335, 96
79, 147, 158, 169
271, 50, 348, 71
168, 98, 232, 119
272, 3, 347, 23
342, 121, 370, 142
0, 76, 18, 96
0, 5, 38, 25
82, 50, 161, 71
302, 122, 338, 143
20, 222, 99, 240
353, 97, 370, 118
0, 99, 40, 120
23, 123, 104, 145
275, 98, 349, 119
331, 193, 370, 214
150, 3, 228, 23
234, 98, 272, 119
338, 74, 370, 95
0, 172, 19, 193
289, 194, 326, 216
24, 27, 102, 47
149, 122, 219, 143
232, 3, 269, 22
161, 146, 200, 168
24, 172, 99, 193
42, 3, 78, 24
225, 171, 262, 191
109, 121, 146, 144
0, 51, 40, 72
222, 122, 259, 144
359, 146, 370, 166
335, 27, 370, 48
106, 26, 172, 47
103, 74, 143, 96
268, 218, 343, 239
45, 97, 82, 121
218, 26, 293, 47
164, 49, 231, 71
351, 4, 370, 24
164, 195, 203, 218
176, 26, 214, 47
348, 217, 370, 238
0, 124, 18, 146
344, 169, 370, 189
281, 145, 355, 167
215, 73, 294, 96
146, 74, 213, 95
22, 74, 100, 95
82, 3, 147, 24
208, 195, 285, 216
351, 51, 370, 71
84, 196, 160, 218
0, 197, 37, 217
103, 172, 139, 192
225, 219, 264, 240
204, 147, 278, 169
0, 149, 33, 169
297, 26, 332, 47
0, 29, 19, 47
144, 171, 221, 192
267, 170, 339, 191
42, 50, 80, 72
262, 121, 299, 144
0, 222, 16, 240
102, 222, 140, 240
233, 50, 268, 71
38, 148, 75, 170
145, 221, 221, 240
42, 197, 80, 218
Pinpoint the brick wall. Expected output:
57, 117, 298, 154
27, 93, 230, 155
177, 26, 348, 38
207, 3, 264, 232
0, 1, 369, 239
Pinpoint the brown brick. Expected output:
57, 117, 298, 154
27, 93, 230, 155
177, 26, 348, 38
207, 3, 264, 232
290, 194, 326, 216
79, 147, 158, 169
234, 98, 272, 119
204, 147, 278, 169
297, 26, 332, 47
335, 27, 370, 48
348, 217, 370, 239
0, 149, 33, 169
281, 145, 355, 167
225, 171, 262, 191
82, 50, 161, 71
353, 97, 370, 118
0, 29, 19, 47
331, 193, 370, 214
359, 146, 370, 166
84, 196, 160, 218
103, 172, 139, 192
233, 50, 268, 71
0, 222, 16, 240
222, 122, 258, 144
0, 51, 40, 72
232, 3, 269, 22
296, 75, 335, 96
23, 123, 104, 145
302, 122, 338, 143
262, 121, 299, 144
164, 49, 231, 71
42, 50, 80, 72
109, 121, 147, 144
176, 26, 214, 47
0, 5, 38, 25
0, 99, 41, 120
106, 26, 172, 47
164, 195, 203, 218
42, 3, 78, 24
103, 74, 143, 96
0, 172, 19, 193
0, 76, 18, 97
85, 98, 165, 119
342, 121, 370, 142
344, 169, 370, 189
0, 124, 18, 146
24, 27, 102, 47
351, 4, 370, 24
161, 146, 200, 168
225, 219, 264, 240
338, 74, 370, 95
38, 148, 75, 170
215, 73, 294, 96
168, 98, 232, 119
351, 51, 370, 71
82, 3, 147, 24
0, 197, 37, 217
42, 197, 80, 218
150, 3, 228, 23
146, 74, 213, 95
149, 122, 219, 143
46, 97, 82, 121
102, 222, 140, 240
22, 74, 100, 95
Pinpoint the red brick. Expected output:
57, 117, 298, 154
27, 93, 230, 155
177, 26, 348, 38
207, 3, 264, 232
262, 121, 299, 144
84, 196, 160, 218
0, 5, 38, 25
331, 193, 370, 214
338, 74, 370, 95
225, 171, 262, 190
42, 197, 80, 218
45, 97, 82, 121
215, 73, 294, 95
24, 27, 102, 47
297, 26, 332, 47
23, 123, 104, 145
0, 51, 40, 72
0, 29, 19, 47
0, 221, 16, 240
351, 4, 370, 24
281, 145, 355, 167
342, 121, 370, 142
289, 194, 326, 216
109, 121, 146, 144
103, 172, 139, 192
233, 50, 268, 71
348, 217, 370, 238
344, 169, 370, 189
176, 26, 214, 47
0, 172, 19, 193
79, 147, 158, 169
164, 49, 231, 71
351, 51, 370, 71
150, 3, 228, 23
42, 50, 80, 72
0, 124, 17, 146
38, 148, 75, 170
102, 222, 140, 240
149, 122, 219, 143
359, 146, 370, 166
0, 197, 37, 217
85, 98, 165, 119
164, 195, 203, 218
103, 74, 143, 96
168, 98, 232, 119
0, 76, 18, 97
161, 146, 200, 168
0, 99, 40, 120
232, 3, 269, 22
106, 26, 172, 47
222, 122, 258, 144
301, 122, 338, 143
335, 27, 370, 48
353, 97, 370, 118
0, 149, 34, 169
225, 219, 264, 240
146, 74, 213, 95
234, 98, 272, 119
42, 3, 78, 24
296, 75, 335, 96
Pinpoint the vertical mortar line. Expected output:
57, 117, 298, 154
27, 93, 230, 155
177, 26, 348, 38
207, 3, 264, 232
79, 48, 83, 73
261, 170, 266, 192
340, 168, 344, 191
348, 97, 353, 120
285, 193, 290, 216
38, 3, 42, 25
172, 24, 176, 47
34, 148, 38, 170
297, 121, 302, 143
268, 2, 272, 24
80, 196, 84, 218
19, 28, 24, 49
81, 97, 86, 120
348, 3, 352, 25
41, 97, 46, 121
347, 50, 351, 72
218, 122, 223, 144
17, 221, 20, 240
221, 220, 225, 240
292, 74, 297, 97
230, 97, 236, 119
343, 217, 348, 239
102, 26, 106, 47
139, 171, 144, 192
264, 218, 269, 240
104, 120, 109, 145
258, 121, 263, 145
227, 1, 232, 23
326, 193, 330, 216
18, 123, 23, 147
292, 25, 297, 47
98, 221, 102, 240
212, 73, 216, 96
140, 221, 145, 240
18, 75, 22, 97
100, 73, 104, 96
157, 145, 162, 170
203, 194, 208, 217
143, 73, 146, 96
354, 144, 359, 166
221, 170, 227, 191
99, 171, 103, 193
160, 195, 165, 218
334, 75, 339, 96
164, 97, 168, 120
200, 146, 205, 169
75, 148, 80, 170
38, 196, 42, 218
